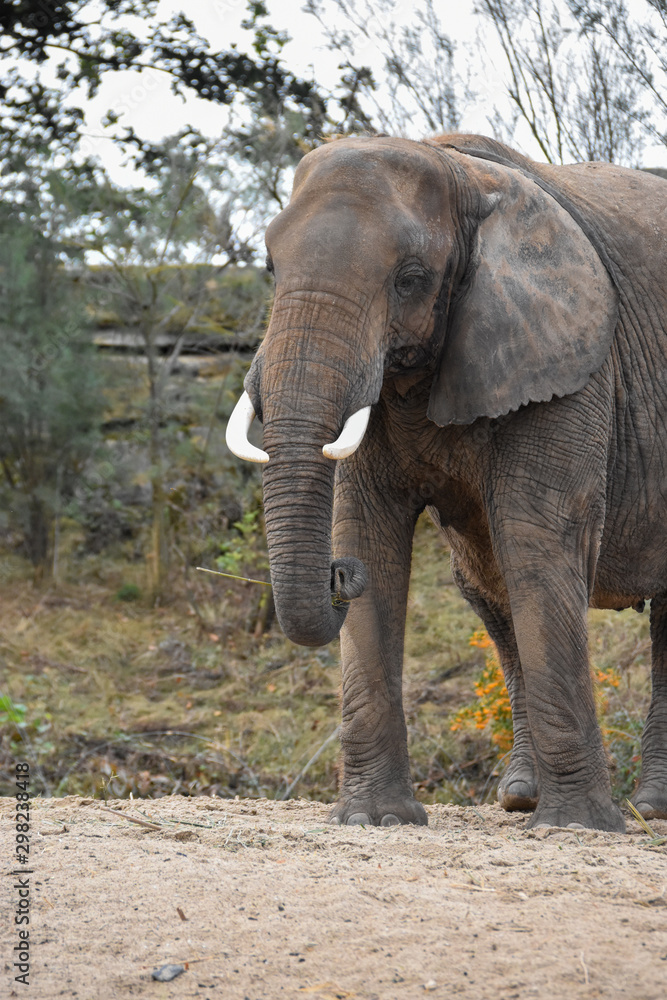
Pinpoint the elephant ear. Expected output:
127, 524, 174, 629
427, 158, 618, 426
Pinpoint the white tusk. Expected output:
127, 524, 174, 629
225, 391, 269, 464
322, 406, 371, 460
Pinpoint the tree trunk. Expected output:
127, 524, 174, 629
145, 324, 168, 603
27, 494, 51, 583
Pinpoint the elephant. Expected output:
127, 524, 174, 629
226, 132, 667, 833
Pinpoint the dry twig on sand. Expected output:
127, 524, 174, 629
99, 805, 163, 830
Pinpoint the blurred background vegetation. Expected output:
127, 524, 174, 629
0, 0, 662, 805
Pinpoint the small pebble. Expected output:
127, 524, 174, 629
151, 964, 185, 982
423, 981, 437, 992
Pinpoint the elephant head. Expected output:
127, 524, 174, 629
226, 135, 617, 647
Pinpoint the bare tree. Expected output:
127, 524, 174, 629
304, 0, 461, 135
478, 0, 648, 164
568, 0, 667, 149
80, 133, 255, 601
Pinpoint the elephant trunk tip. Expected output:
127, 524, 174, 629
274, 556, 368, 648
331, 556, 367, 601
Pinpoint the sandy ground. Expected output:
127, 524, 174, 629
1, 795, 666, 1000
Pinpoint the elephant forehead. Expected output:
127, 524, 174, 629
292, 137, 448, 213
266, 198, 438, 271
267, 157, 453, 275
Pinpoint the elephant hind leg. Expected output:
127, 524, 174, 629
451, 559, 538, 812
632, 594, 667, 820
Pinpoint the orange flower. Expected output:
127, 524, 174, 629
451, 628, 513, 755
469, 629, 493, 650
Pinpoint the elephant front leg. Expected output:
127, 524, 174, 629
329, 468, 427, 827
632, 595, 667, 819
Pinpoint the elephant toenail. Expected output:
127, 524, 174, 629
566, 823, 586, 829
380, 814, 401, 827
329, 816, 342, 825
346, 812, 370, 826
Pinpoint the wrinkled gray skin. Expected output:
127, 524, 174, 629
242, 133, 667, 832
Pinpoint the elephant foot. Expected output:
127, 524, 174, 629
329, 793, 427, 827
528, 795, 625, 833
631, 781, 667, 820
497, 757, 539, 812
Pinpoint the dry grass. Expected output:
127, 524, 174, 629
0, 514, 653, 806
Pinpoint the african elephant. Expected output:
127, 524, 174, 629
226, 133, 667, 833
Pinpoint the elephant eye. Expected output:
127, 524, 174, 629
265, 253, 274, 275
394, 264, 431, 297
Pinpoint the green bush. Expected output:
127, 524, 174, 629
115, 583, 141, 602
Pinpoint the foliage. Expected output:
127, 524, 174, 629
224, 3, 330, 211
0, 1, 328, 154
213, 265, 273, 342
0, 689, 53, 768
594, 664, 644, 798
305, 0, 666, 164
450, 629, 513, 753
0, 203, 102, 570
115, 583, 141, 603
449, 620, 650, 801
0, 693, 27, 728
74, 130, 270, 600
216, 509, 268, 580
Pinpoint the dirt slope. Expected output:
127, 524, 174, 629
1, 795, 666, 999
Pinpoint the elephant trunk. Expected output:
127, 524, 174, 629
248, 292, 380, 647
260, 439, 366, 646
